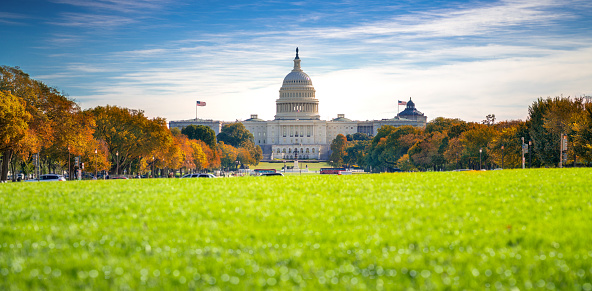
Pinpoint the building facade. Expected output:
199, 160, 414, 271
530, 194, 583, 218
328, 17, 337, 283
170, 49, 427, 161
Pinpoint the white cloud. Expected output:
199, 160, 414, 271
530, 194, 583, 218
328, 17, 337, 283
41, 0, 592, 124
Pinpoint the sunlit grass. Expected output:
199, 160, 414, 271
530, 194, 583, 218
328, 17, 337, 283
252, 161, 331, 172
1, 169, 591, 290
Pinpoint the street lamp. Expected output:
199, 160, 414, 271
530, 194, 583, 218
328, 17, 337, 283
94, 148, 97, 179
501, 144, 504, 169
116, 151, 119, 177
152, 156, 155, 178
479, 148, 482, 170
68, 145, 70, 180
528, 140, 532, 168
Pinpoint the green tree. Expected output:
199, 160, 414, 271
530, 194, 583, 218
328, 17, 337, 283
346, 133, 371, 141
181, 125, 216, 149
329, 134, 347, 167
217, 123, 254, 148
425, 117, 465, 134
367, 125, 423, 172
344, 140, 371, 168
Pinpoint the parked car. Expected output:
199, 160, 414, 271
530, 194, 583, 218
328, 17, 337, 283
260, 173, 284, 176
25, 174, 67, 182
181, 173, 216, 178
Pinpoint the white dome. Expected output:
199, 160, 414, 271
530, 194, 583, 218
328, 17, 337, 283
283, 71, 312, 86
275, 48, 320, 120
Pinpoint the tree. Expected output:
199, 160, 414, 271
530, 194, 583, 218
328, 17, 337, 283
346, 132, 371, 141
408, 132, 447, 171
425, 117, 465, 134
366, 125, 423, 171
329, 134, 347, 167
181, 125, 216, 149
572, 102, 592, 163
198, 140, 220, 170
217, 122, 254, 148
487, 123, 524, 169
218, 142, 238, 170
482, 114, 496, 126
0, 91, 31, 181
88, 106, 174, 175
528, 97, 583, 167
344, 140, 370, 168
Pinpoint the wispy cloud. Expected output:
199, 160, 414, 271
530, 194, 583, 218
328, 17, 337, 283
48, 12, 136, 28
0, 12, 29, 25
50, 0, 172, 13
25, 0, 592, 122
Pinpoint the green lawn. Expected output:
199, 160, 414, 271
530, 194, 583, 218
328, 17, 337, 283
1, 169, 591, 290
252, 161, 331, 172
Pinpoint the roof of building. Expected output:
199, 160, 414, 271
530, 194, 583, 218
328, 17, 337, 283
398, 98, 424, 117
244, 117, 266, 122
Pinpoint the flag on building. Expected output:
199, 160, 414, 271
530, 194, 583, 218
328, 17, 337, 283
398, 100, 407, 105
196, 101, 206, 106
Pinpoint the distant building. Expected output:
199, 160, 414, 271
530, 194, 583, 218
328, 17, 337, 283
169, 49, 427, 161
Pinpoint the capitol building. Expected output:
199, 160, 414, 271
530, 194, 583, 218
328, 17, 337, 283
170, 49, 427, 161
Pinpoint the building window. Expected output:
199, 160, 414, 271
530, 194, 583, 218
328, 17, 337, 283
312, 148, 315, 153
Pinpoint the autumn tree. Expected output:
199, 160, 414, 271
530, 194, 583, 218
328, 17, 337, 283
197, 140, 220, 170
528, 97, 583, 167
218, 142, 238, 170
487, 121, 526, 168
572, 102, 592, 163
88, 106, 174, 175
0, 91, 31, 181
408, 132, 447, 171
367, 125, 423, 171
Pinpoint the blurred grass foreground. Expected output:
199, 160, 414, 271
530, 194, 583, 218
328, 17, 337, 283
1, 168, 591, 290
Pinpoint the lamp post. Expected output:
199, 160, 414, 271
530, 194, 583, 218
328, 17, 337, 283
528, 140, 532, 168
521, 137, 525, 169
68, 145, 70, 180
152, 156, 155, 178
501, 144, 504, 169
479, 148, 482, 170
116, 151, 119, 177
94, 148, 97, 179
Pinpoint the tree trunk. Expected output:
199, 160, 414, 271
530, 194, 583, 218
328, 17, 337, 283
1, 150, 13, 182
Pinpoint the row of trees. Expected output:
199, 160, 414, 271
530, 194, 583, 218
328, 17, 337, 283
0, 66, 262, 181
329, 97, 592, 171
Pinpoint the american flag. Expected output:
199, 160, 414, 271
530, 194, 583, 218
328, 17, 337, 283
398, 100, 407, 105
196, 101, 206, 106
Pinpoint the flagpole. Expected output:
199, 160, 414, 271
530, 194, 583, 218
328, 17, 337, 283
196, 102, 198, 121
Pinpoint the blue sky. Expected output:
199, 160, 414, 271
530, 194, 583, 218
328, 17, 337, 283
2, 0, 591, 123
